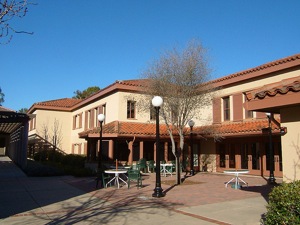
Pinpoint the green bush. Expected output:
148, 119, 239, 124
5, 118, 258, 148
61, 154, 86, 168
263, 180, 300, 224
33, 150, 65, 163
32, 152, 91, 177
33, 150, 48, 161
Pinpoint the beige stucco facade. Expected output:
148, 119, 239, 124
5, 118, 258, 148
29, 109, 72, 153
281, 106, 300, 182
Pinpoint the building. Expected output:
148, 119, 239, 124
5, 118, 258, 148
0, 106, 30, 169
27, 53, 300, 182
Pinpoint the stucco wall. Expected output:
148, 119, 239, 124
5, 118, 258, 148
29, 109, 72, 153
281, 106, 300, 182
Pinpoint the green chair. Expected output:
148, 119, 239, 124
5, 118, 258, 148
127, 169, 142, 189
137, 158, 147, 173
96, 171, 112, 188
147, 160, 155, 173
166, 160, 176, 173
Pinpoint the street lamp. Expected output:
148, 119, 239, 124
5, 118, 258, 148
188, 119, 195, 176
97, 114, 105, 171
266, 113, 276, 185
152, 96, 165, 198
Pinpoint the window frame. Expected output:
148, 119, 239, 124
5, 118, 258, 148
223, 96, 230, 121
127, 100, 136, 119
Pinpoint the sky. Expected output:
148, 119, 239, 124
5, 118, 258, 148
1, 0, 300, 111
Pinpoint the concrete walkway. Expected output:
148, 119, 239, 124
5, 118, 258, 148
0, 156, 279, 224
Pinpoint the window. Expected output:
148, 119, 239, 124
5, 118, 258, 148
73, 113, 82, 129
244, 94, 253, 119
127, 101, 136, 119
29, 116, 36, 131
150, 104, 156, 120
223, 97, 230, 121
96, 104, 106, 126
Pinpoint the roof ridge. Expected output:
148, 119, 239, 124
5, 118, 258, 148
212, 53, 300, 84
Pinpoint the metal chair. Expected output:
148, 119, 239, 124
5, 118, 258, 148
147, 160, 155, 173
127, 169, 142, 189
96, 171, 112, 188
137, 158, 147, 173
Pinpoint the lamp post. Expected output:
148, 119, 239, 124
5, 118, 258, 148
188, 119, 195, 176
266, 113, 276, 185
152, 96, 165, 198
97, 114, 105, 171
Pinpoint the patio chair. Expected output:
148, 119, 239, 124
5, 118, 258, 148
137, 158, 147, 173
166, 160, 176, 173
127, 169, 142, 189
147, 160, 155, 173
96, 171, 112, 189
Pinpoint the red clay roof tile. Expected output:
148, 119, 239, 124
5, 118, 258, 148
246, 76, 300, 101
34, 98, 82, 108
79, 119, 277, 138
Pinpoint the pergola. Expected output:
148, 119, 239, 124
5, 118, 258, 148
0, 107, 31, 169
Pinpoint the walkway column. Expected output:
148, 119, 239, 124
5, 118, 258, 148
164, 142, 168, 162
108, 140, 114, 160
139, 141, 144, 159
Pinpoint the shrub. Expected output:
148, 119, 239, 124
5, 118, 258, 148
33, 150, 64, 163
61, 154, 86, 168
33, 150, 48, 161
263, 180, 300, 224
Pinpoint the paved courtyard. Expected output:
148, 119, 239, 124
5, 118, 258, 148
0, 156, 280, 225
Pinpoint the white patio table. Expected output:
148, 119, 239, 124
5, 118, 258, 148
224, 169, 249, 189
160, 163, 173, 177
104, 169, 128, 189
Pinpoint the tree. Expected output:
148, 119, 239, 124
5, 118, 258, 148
18, 108, 28, 113
0, 87, 4, 105
73, 86, 100, 99
141, 40, 216, 184
39, 118, 63, 150
0, 0, 34, 44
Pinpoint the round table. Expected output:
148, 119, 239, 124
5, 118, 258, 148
160, 163, 173, 177
104, 169, 128, 188
223, 169, 249, 189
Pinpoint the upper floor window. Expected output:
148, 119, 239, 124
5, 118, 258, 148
223, 96, 230, 121
73, 113, 82, 129
29, 116, 36, 131
127, 100, 136, 119
150, 105, 156, 120
244, 94, 253, 119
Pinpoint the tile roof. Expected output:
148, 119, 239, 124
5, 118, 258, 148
34, 98, 82, 108
79, 119, 278, 139
79, 121, 173, 138
115, 79, 150, 87
246, 76, 300, 101
0, 106, 15, 112
212, 53, 300, 85
205, 119, 280, 137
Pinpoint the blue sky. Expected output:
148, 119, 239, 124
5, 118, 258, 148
1, 0, 299, 111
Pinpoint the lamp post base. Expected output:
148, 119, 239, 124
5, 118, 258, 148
268, 176, 276, 185
152, 187, 165, 198
190, 169, 195, 176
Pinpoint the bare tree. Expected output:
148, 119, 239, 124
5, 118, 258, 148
40, 121, 49, 141
51, 118, 63, 150
0, 0, 34, 43
39, 118, 63, 150
141, 40, 216, 184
